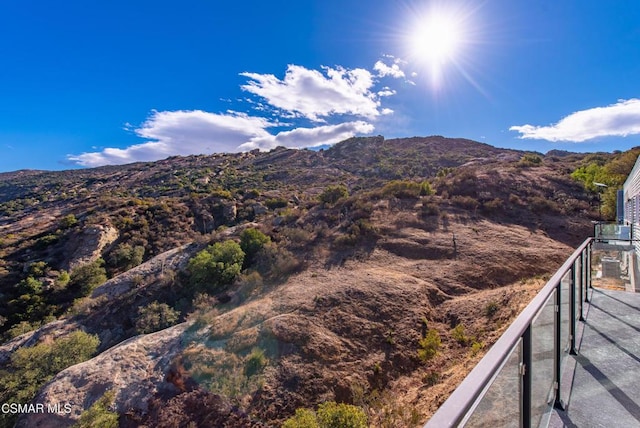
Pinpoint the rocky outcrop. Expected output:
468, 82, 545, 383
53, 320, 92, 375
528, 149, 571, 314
18, 324, 187, 428
90, 243, 193, 301
64, 224, 119, 271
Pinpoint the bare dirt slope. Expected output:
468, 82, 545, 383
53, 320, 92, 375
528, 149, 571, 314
20, 199, 577, 427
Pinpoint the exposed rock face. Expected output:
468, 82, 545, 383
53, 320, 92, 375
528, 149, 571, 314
90, 244, 193, 301
18, 324, 187, 428
222, 202, 238, 224
64, 224, 119, 271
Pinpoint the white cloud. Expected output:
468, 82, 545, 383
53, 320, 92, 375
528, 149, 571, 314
377, 87, 396, 97
68, 61, 400, 167
373, 60, 406, 79
510, 99, 640, 142
240, 121, 375, 151
240, 64, 381, 122
68, 110, 375, 167
67, 110, 274, 167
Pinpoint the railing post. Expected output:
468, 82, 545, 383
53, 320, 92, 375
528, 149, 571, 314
585, 242, 591, 303
522, 326, 532, 428
579, 251, 586, 322
554, 282, 566, 410
570, 263, 577, 355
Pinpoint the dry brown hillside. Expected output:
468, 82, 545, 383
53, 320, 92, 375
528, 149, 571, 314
0, 136, 601, 427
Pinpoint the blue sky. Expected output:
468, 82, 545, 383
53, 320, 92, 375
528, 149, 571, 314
1, 1, 639, 172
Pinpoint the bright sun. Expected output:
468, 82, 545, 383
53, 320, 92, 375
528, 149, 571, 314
406, 5, 469, 87
411, 13, 461, 65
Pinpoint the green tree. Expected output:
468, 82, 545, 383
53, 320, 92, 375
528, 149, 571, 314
240, 228, 270, 266
571, 162, 607, 192
572, 149, 640, 219
188, 240, 245, 291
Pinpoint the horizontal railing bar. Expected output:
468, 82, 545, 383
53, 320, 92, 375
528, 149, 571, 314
424, 237, 593, 428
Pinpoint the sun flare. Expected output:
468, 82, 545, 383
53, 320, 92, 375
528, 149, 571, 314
410, 12, 462, 66
405, 4, 472, 87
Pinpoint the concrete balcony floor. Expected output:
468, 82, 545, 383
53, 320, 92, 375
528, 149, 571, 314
550, 287, 640, 428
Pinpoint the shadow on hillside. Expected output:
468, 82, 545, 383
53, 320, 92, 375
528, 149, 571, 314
324, 237, 379, 269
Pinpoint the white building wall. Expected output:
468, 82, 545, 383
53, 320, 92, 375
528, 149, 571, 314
623, 155, 640, 227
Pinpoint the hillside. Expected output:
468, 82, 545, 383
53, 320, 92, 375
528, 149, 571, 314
0, 136, 602, 427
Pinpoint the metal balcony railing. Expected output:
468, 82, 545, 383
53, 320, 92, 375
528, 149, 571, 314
594, 223, 633, 242
425, 238, 594, 428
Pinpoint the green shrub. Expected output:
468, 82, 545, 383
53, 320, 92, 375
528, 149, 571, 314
187, 240, 245, 292
421, 200, 440, 217
255, 243, 300, 279
56, 271, 71, 288
482, 198, 504, 212
470, 341, 485, 356
36, 234, 59, 249
135, 301, 180, 334
423, 370, 441, 386
265, 197, 288, 209
420, 180, 434, 196
70, 259, 107, 296
4, 320, 40, 340
451, 324, 471, 346
60, 214, 79, 229
282, 408, 320, 428
209, 189, 233, 199
244, 189, 261, 199
17, 276, 43, 294
319, 185, 349, 205
108, 243, 145, 271
485, 301, 499, 317
283, 402, 367, 428
28, 261, 49, 277
450, 195, 480, 210
244, 347, 267, 377
316, 402, 368, 428
518, 153, 543, 167
529, 196, 559, 214
73, 390, 119, 428
333, 219, 376, 248
240, 228, 270, 265
382, 180, 422, 199
418, 330, 441, 362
